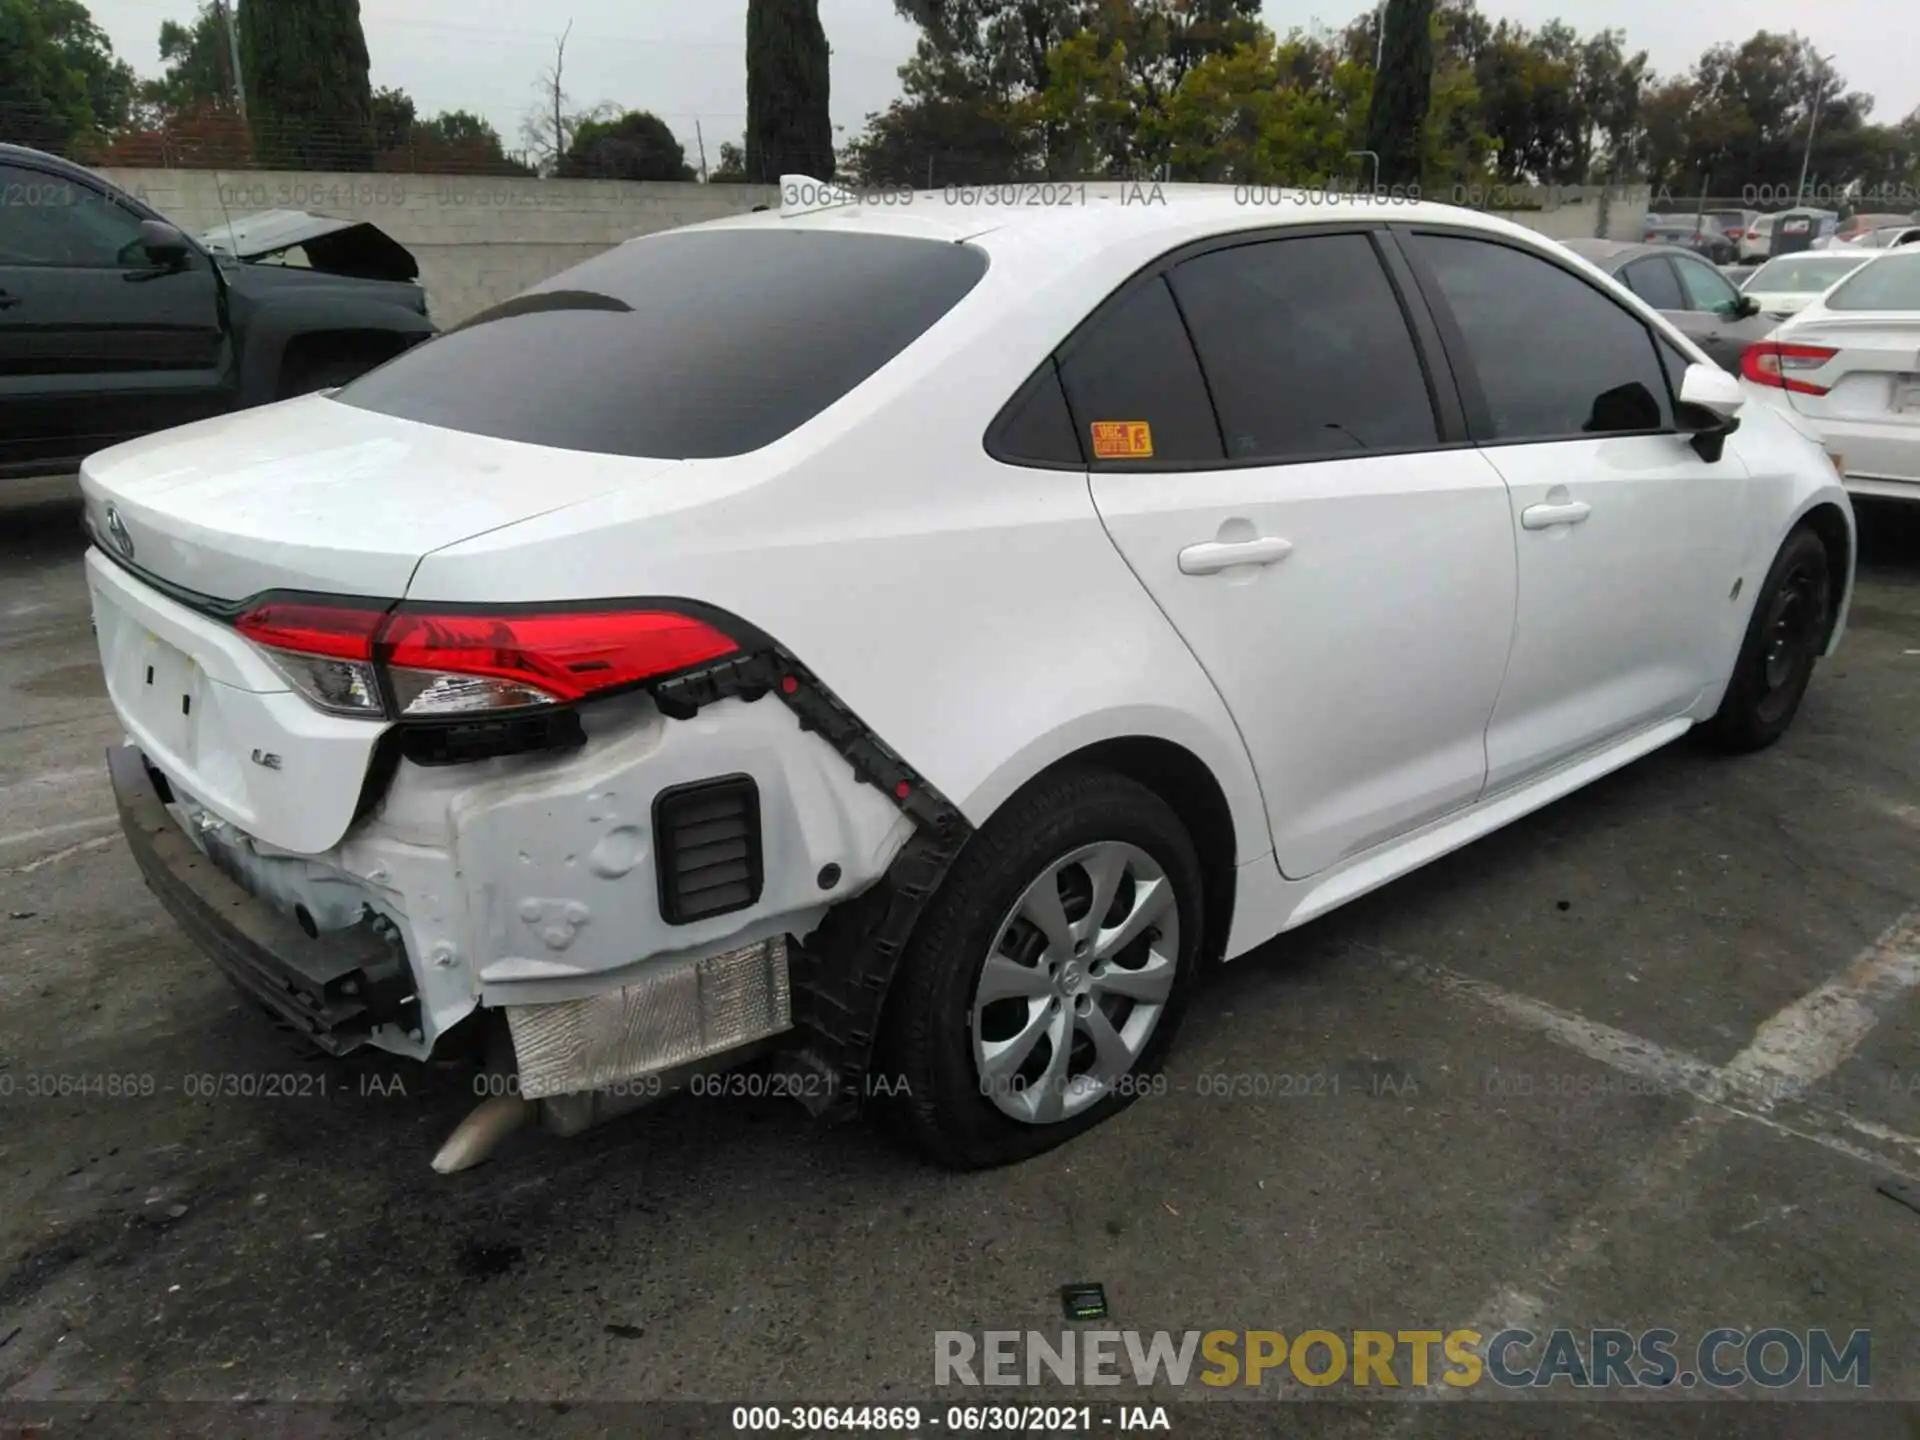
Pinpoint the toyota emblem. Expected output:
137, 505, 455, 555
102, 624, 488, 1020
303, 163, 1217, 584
105, 504, 134, 560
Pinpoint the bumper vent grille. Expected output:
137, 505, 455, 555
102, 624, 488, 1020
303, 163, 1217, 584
653, 775, 763, 925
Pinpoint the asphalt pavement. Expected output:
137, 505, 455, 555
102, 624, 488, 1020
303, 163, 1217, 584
2, 484, 1917, 1439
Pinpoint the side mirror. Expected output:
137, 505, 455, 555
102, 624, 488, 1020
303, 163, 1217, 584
1676, 361, 1743, 462
137, 219, 192, 267
1734, 294, 1762, 319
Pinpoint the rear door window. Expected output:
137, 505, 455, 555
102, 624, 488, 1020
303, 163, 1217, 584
335, 228, 988, 459
1167, 232, 1438, 462
1056, 277, 1224, 466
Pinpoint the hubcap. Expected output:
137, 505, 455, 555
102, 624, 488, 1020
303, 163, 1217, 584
970, 841, 1180, 1125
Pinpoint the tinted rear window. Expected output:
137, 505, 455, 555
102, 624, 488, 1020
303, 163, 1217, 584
1826, 253, 1920, 311
335, 229, 989, 458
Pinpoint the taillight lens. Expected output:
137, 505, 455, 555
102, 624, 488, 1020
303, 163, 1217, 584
233, 602, 739, 718
381, 609, 738, 715
236, 602, 386, 716
1740, 341, 1838, 396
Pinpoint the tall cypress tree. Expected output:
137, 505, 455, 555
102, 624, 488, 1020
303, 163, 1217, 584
1363, 0, 1434, 188
239, 0, 376, 171
745, 0, 833, 182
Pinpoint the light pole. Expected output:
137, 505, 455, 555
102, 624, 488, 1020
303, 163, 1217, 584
1795, 52, 1825, 209
214, 0, 247, 124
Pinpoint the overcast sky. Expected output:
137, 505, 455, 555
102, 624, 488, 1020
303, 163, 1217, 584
85, 0, 1919, 163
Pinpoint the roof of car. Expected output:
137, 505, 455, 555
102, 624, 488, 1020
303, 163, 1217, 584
1557, 238, 1691, 269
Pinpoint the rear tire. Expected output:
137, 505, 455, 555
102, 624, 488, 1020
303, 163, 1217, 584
1698, 526, 1832, 754
878, 767, 1205, 1170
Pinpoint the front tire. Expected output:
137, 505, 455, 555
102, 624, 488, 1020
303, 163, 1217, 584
1699, 526, 1832, 753
879, 767, 1205, 1170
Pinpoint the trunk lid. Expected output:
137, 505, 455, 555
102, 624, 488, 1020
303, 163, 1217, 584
83, 399, 688, 854
79, 396, 683, 602
1776, 314, 1920, 424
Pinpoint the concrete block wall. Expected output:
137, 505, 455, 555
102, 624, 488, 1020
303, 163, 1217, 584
94, 169, 1652, 327
98, 169, 778, 327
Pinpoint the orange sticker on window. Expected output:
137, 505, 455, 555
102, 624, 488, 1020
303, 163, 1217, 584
1091, 421, 1154, 460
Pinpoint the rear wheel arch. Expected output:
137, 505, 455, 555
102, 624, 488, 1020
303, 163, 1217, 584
236, 298, 433, 405
1795, 501, 1854, 650
1032, 736, 1238, 969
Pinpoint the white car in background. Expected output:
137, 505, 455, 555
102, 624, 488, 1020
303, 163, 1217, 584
1741, 214, 1777, 263
81, 186, 1856, 1173
1740, 251, 1876, 318
1740, 247, 1920, 503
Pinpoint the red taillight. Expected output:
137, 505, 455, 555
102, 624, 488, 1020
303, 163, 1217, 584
1740, 341, 1838, 396
235, 602, 384, 661
382, 609, 738, 706
233, 601, 739, 718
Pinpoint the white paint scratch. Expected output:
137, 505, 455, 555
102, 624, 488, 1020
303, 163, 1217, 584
0, 834, 117, 878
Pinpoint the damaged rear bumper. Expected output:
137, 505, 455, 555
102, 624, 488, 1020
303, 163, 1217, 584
109, 743, 417, 1053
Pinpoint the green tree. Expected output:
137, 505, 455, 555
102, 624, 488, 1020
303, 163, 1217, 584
706, 140, 755, 182
37, 0, 137, 131
558, 110, 695, 181
239, 0, 376, 170
1363, 0, 1434, 185
746, 0, 835, 181
141, 3, 235, 119
0, 0, 97, 150
1026, 28, 1137, 177
371, 85, 416, 153
1639, 33, 1903, 196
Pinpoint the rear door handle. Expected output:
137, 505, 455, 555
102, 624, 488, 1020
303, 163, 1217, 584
1178, 537, 1294, 575
0, 291, 20, 311
1521, 501, 1592, 530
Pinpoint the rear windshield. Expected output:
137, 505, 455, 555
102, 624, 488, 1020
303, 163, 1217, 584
1747, 256, 1866, 293
335, 228, 989, 459
1825, 252, 1920, 311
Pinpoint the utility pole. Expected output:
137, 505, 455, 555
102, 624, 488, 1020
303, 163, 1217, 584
1375, 1, 1387, 72
1795, 53, 1825, 209
695, 119, 709, 182
216, 0, 247, 123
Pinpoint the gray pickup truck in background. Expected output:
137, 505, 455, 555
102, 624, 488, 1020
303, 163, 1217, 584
0, 143, 435, 484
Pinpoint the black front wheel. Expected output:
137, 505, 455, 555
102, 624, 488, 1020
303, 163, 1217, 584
1699, 527, 1833, 753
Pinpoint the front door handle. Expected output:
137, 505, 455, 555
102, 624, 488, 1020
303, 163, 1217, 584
1178, 537, 1293, 575
0, 291, 20, 311
1521, 501, 1592, 530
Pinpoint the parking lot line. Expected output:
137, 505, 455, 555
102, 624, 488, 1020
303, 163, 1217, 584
1723, 909, 1920, 1098
0, 814, 116, 853
0, 833, 117, 879
1392, 908, 1920, 1411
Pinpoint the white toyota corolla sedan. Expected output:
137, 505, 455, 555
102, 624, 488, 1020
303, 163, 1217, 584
1738, 245, 1920, 503
80, 185, 1856, 1172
